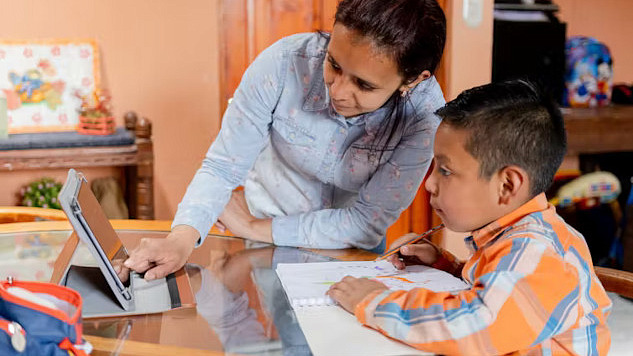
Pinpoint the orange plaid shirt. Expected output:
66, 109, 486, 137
355, 193, 612, 355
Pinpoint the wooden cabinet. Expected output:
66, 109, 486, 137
219, 0, 448, 244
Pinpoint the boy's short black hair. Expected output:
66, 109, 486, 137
435, 80, 567, 197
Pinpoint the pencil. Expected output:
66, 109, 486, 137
377, 224, 445, 261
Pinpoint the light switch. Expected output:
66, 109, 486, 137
463, 0, 483, 28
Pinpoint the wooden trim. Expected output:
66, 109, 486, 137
0, 206, 68, 223
0, 146, 139, 171
50, 232, 79, 284
0, 219, 172, 234
219, 0, 250, 119
0, 219, 238, 236
436, 0, 450, 99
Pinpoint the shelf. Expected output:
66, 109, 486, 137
563, 105, 633, 155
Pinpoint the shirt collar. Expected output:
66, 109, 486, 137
468, 193, 550, 250
303, 59, 330, 112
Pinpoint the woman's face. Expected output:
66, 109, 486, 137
324, 24, 405, 118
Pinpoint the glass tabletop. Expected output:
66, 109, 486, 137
0, 226, 375, 355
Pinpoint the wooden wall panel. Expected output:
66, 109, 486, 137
320, 0, 339, 31
219, 0, 249, 116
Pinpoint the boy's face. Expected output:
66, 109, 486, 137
425, 122, 504, 233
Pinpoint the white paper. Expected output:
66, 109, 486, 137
276, 260, 469, 356
295, 306, 431, 356
276, 260, 468, 306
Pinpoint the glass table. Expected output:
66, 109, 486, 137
0, 220, 376, 355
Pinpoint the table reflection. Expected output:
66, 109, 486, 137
0, 226, 368, 355
189, 244, 332, 355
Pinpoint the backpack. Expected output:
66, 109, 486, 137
0, 278, 91, 355
564, 36, 613, 107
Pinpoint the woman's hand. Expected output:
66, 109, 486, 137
327, 276, 388, 314
124, 225, 199, 280
386, 233, 441, 270
209, 246, 275, 293
217, 190, 273, 243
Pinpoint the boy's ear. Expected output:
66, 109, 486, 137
497, 165, 529, 205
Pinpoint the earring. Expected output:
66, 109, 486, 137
400, 90, 409, 98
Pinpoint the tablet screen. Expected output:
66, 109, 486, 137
77, 179, 130, 286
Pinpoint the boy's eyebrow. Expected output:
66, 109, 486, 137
326, 51, 381, 89
434, 154, 450, 163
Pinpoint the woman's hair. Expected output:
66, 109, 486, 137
332, 0, 446, 163
335, 0, 446, 82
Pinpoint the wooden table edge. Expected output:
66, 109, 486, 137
0, 219, 173, 233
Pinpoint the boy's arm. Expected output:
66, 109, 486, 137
349, 237, 591, 355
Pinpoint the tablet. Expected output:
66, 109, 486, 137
58, 168, 133, 310
54, 169, 196, 318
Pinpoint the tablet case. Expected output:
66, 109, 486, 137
51, 169, 195, 318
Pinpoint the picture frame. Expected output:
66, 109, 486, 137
0, 39, 100, 133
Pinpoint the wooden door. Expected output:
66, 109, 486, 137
220, 0, 448, 246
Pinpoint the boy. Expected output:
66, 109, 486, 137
328, 80, 612, 355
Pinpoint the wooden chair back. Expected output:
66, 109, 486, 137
0, 206, 67, 223
595, 266, 633, 299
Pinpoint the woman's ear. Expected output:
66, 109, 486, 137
497, 165, 530, 205
400, 70, 432, 94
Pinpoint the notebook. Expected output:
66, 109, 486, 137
276, 260, 469, 356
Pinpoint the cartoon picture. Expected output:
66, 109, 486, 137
5, 59, 66, 111
564, 36, 613, 108
0, 41, 98, 133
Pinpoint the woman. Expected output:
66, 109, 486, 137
125, 0, 447, 280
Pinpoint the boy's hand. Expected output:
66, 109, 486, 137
386, 233, 441, 270
327, 276, 388, 313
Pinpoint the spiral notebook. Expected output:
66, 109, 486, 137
275, 260, 469, 356
276, 260, 468, 307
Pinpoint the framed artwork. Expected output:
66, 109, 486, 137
0, 39, 100, 133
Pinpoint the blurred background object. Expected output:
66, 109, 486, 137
492, 0, 567, 103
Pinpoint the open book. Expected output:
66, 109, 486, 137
276, 260, 469, 356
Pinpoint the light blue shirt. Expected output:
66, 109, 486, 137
173, 33, 444, 251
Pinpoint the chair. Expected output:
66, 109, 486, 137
595, 266, 633, 299
0, 206, 67, 224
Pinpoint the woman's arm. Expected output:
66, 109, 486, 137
124, 38, 288, 279
171, 38, 288, 245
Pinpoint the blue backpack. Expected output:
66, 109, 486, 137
564, 36, 613, 107
0, 279, 91, 355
